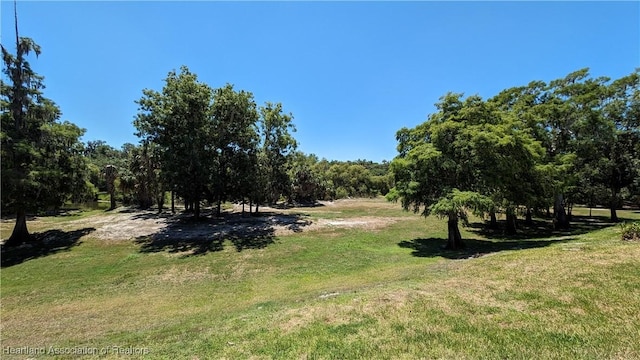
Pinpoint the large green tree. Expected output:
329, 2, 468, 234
1, 26, 89, 245
388, 93, 541, 248
257, 102, 297, 206
209, 84, 260, 216
599, 70, 640, 221
134, 66, 214, 219
499, 69, 640, 223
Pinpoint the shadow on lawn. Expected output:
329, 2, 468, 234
399, 215, 617, 259
469, 215, 616, 240
1, 227, 95, 267
398, 237, 572, 259
269, 201, 326, 210
134, 211, 311, 257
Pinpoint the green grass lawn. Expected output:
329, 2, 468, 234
1, 200, 639, 359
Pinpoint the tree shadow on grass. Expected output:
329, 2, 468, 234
129, 210, 176, 221
134, 212, 311, 257
398, 236, 573, 259
1, 227, 95, 267
269, 201, 326, 210
468, 215, 616, 240
399, 215, 617, 259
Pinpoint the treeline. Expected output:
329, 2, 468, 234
2, 63, 393, 217
128, 67, 392, 218
82, 141, 393, 210
388, 68, 640, 249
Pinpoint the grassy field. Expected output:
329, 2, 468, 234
1, 199, 639, 359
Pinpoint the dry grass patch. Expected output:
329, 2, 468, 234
149, 266, 214, 284
2, 293, 172, 348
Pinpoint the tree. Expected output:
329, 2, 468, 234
103, 165, 118, 210
388, 93, 541, 248
129, 142, 164, 211
388, 93, 484, 249
494, 68, 638, 224
38, 121, 94, 207
535, 69, 598, 228
599, 70, 640, 221
289, 152, 326, 203
84, 140, 127, 192
490, 70, 618, 228
210, 84, 260, 215
257, 102, 297, 205
1, 9, 89, 245
134, 66, 214, 219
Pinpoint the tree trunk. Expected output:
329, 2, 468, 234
610, 205, 618, 222
157, 193, 164, 213
216, 199, 222, 217
5, 209, 31, 246
445, 214, 464, 250
610, 188, 619, 222
255, 203, 260, 215
194, 199, 201, 220
109, 190, 116, 210
525, 208, 533, 226
506, 209, 517, 235
489, 211, 498, 229
554, 193, 569, 229
171, 191, 175, 214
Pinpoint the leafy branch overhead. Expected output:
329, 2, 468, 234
429, 190, 493, 226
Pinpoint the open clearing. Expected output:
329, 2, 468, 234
4, 200, 399, 242
1, 199, 640, 359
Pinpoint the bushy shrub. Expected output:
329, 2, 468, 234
335, 187, 349, 200
621, 222, 640, 241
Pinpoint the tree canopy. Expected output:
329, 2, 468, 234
388, 68, 640, 249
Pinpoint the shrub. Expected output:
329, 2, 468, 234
620, 222, 640, 241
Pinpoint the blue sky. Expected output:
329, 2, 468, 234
1, 1, 638, 162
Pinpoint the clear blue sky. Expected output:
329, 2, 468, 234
2, 1, 638, 162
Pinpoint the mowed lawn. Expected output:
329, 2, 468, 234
1, 199, 639, 359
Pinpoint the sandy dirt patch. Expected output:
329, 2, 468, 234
62, 208, 398, 241
314, 217, 397, 230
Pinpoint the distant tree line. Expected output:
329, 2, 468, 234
81, 140, 393, 211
